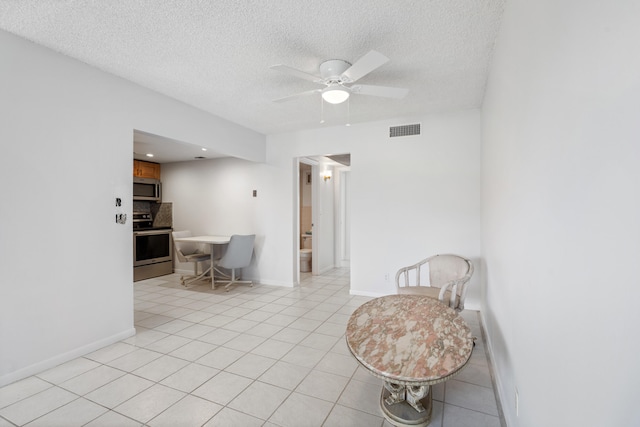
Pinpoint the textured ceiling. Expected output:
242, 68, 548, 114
0, 0, 505, 136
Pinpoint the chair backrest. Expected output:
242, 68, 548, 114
396, 254, 474, 298
429, 254, 472, 288
396, 254, 473, 311
218, 234, 255, 269
172, 230, 201, 262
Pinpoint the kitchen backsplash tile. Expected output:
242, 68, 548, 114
151, 203, 172, 228
133, 201, 172, 228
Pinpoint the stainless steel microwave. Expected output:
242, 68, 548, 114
133, 177, 161, 202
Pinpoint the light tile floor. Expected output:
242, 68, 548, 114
0, 268, 505, 427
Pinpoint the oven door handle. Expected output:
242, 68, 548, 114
134, 229, 172, 236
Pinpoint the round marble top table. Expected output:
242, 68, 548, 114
346, 294, 473, 426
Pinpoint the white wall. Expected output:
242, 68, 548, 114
162, 157, 269, 282
163, 112, 482, 294
0, 30, 265, 386
266, 110, 482, 303
481, 0, 640, 425
300, 164, 312, 209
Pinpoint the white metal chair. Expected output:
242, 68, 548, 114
395, 254, 474, 312
214, 234, 255, 291
172, 230, 210, 286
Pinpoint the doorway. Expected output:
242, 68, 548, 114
299, 162, 314, 275
295, 154, 351, 284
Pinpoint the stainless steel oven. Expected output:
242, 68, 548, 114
133, 228, 173, 281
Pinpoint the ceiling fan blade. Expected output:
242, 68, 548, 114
341, 50, 390, 83
270, 64, 323, 83
350, 84, 409, 99
272, 89, 322, 103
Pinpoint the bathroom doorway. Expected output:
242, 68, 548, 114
297, 158, 319, 276
296, 154, 351, 282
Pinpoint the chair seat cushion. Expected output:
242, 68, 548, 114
397, 285, 460, 309
184, 253, 210, 262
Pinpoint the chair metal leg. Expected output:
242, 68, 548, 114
181, 263, 211, 287
209, 265, 230, 290
223, 268, 253, 292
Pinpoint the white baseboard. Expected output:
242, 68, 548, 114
0, 328, 136, 387
172, 269, 297, 289
479, 311, 510, 427
254, 279, 295, 287
173, 267, 197, 275
349, 289, 387, 298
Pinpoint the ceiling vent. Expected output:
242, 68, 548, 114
389, 123, 421, 138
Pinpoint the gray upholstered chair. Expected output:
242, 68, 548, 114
172, 230, 210, 286
395, 254, 474, 312
214, 234, 255, 291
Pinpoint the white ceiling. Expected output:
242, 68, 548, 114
133, 130, 226, 164
1, 0, 504, 160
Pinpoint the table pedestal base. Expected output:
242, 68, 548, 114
380, 383, 432, 427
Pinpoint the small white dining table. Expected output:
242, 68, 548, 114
172, 235, 231, 287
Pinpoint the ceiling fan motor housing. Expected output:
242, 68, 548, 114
320, 59, 352, 82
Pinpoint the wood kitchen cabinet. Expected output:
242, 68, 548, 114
133, 160, 161, 179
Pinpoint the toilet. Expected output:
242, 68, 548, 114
300, 234, 312, 272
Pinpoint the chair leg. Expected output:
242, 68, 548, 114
224, 268, 253, 292
181, 262, 209, 287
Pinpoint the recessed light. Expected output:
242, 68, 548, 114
201, 148, 207, 151
146, 153, 154, 157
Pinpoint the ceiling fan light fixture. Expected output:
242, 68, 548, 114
322, 87, 350, 104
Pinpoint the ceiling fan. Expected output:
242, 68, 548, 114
271, 50, 409, 104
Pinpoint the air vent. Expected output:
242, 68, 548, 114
389, 123, 421, 138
